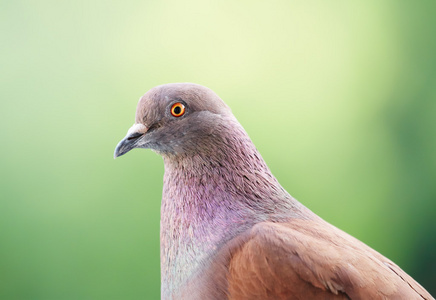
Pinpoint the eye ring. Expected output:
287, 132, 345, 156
170, 102, 186, 117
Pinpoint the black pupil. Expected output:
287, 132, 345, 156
173, 106, 182, 115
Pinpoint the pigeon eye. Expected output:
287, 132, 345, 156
170, 102, 186, 117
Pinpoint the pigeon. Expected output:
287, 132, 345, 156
114, 83, 433, 300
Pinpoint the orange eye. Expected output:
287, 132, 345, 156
170, 102, 186, 117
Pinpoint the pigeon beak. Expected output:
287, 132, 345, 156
114, 123, 149, 158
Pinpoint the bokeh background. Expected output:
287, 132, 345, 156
1, 1, 435, 299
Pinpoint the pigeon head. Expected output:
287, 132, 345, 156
114, 83, 233, 158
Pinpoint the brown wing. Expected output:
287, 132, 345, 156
226, 219, 433, 300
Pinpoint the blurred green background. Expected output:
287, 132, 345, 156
1, 0, 435, 299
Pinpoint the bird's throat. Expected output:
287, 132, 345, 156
158, 122, 305, 297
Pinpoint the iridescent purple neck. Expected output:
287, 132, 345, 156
159, 118, 309, 298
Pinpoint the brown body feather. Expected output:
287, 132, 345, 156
179, 218, 432, 300
225, 219, 429, 299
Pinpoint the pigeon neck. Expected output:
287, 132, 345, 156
159, 120, 308, 297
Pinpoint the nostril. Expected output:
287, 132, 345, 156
127, 132, 143, 141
